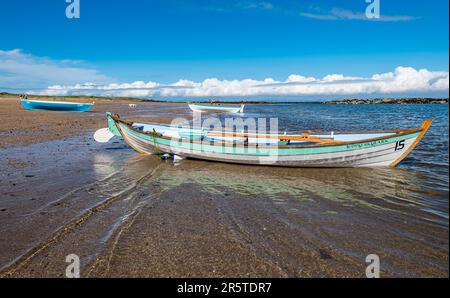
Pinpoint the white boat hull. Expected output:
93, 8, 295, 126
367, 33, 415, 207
116, 121, 427, 168
188, 103, 244, 113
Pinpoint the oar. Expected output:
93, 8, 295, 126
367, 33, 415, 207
94, 128, 115, 143
206, 131, 339, 143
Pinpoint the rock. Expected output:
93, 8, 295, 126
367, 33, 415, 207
323, 98, 449, 104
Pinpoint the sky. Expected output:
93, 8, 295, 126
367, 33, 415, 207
0, 0, 448, 100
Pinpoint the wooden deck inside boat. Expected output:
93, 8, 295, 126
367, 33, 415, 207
109, 113, 430, 149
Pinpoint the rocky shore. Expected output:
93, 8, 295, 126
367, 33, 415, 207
323, 98, 449, 104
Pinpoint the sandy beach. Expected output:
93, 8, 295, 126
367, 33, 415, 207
0, 96, 191, 149
0, 97, 448, 277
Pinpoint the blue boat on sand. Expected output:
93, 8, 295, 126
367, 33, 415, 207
20, 99, 94, 112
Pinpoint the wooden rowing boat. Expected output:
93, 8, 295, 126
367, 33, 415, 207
188, 103, 245, 113
102, 113, 432, 168
20, 99, 94, 112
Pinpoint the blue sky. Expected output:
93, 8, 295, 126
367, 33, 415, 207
0, 0, 448, 99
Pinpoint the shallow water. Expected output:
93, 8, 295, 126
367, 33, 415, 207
218, 104, 449, 187
0, 103, 448, 277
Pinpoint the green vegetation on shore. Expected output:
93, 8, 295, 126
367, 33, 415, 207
0, 92, 149, 103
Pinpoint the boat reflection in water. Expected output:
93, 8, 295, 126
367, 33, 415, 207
86, 151, 448, 277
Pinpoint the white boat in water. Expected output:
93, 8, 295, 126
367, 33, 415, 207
97, 113, 433, 168
188, 103, 245, 113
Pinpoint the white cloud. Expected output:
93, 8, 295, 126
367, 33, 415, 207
236, 1, 273, 10
2, 50, 446, 99
0, 49, 112, 90
300, 8, 415, 22
322, 74, 363, 82
432, 77, 449, 90
287, 74, 316, 83
36, 66, 449, 99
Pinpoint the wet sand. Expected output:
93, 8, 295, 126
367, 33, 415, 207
0, 97, 448, 277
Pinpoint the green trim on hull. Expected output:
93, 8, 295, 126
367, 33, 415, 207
107, 113, 122, 137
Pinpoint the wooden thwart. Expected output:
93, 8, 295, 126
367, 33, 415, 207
207, 131, 340, 143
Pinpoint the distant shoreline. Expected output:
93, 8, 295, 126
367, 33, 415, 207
1, 92, 448, 104
322, 98, 449, 104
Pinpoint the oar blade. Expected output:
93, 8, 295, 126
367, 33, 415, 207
94, 128, 115, 143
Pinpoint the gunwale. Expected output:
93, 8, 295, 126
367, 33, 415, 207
134, 121, 408, 136
118, 123, 419, 157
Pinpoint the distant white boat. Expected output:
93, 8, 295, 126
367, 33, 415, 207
188, 103, 244, 113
